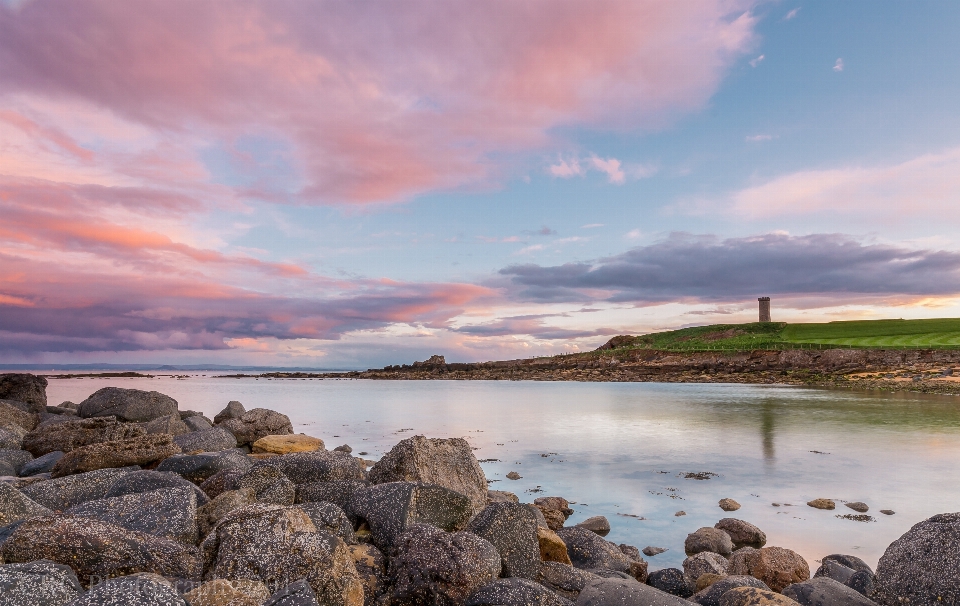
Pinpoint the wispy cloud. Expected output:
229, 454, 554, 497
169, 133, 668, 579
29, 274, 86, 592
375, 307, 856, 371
548, 158, 583, 178
745, 134, 775, 142
581, 223, 604, 229
588, 156, 626, 184
783, 7, 800, 21
625, 229, 642, 239
524, 226, 558, 236
749, 54, 764, 67
834, 58, 844, 72
549, 153, 645, 184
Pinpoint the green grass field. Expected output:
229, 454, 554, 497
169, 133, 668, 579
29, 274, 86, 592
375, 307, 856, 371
599, 318, 960, 352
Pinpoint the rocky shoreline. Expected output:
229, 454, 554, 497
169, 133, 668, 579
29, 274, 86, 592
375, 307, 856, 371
1, 372, 958, 605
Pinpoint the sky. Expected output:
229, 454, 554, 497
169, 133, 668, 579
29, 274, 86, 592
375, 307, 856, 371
2, 0, 960, 368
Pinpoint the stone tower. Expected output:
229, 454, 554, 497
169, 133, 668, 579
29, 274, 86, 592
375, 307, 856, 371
758, 297, 771, 322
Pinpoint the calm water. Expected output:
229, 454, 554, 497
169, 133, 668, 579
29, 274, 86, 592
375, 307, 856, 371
44, 375, 960, 572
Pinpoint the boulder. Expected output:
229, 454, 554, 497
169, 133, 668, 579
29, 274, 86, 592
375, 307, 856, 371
349, 543, 387, 606
556, 526, 647, 582
685, 527, 734, 557
647, 568, 693, 598
50, 434, 181, 477
536, 506, 567, 531
334, 444, 353, 454
683, 552, 730, 585
237, 464, 296, 505
105, 469, 210, 506
872, 511, 960, 606
782, 577, 877, 606
368, 435, 488, 515
467, 578, 574, 606
0, 400, 40, 432
576, 577, 692, 606
692, 576, 772, 606
19, 466, 138, 510
387, 523, 500, 605
0, 425, 24, 449
260, 450, 363, 485
716, 518, 767, 549
720, 498, 742, 512
642, 546, 666, 556
0, 482, 52, 525
539, 561, 602, 602
201, 504, 363, 606
142, 414, 190, 436
173, 427, 238, 453
18, 450, 63, 476
264, 580, 321, 606
0, 559, 84, 606
78, 388, 178, 423
0, 448, 32, 476
817, 555, 874, 596
467, 502, 542, 580
155, 449, 252, 484
535, 496, 574, 518
296, 479, 370, 515
67, 573, 186, 605
183, 415, 213, 432
197, 488, 257, 537
65, 486, 198, 544
253, 434, 325, 454
0, 515, 202, 585
183, 579, 270, 606
720, 587, 802, 606
218, 408, 293, 446
540, 526, 573, 564
347, 481, 474, 550
845, 502, 869, 513
0, 374, 48, 413
807, 499, 835, 510
297, 501, 356, 544
576, 515, 611, 537
214, 401, 245, 425
23, 416, 146, 456
728, 546, 810, 593
199, 468, 245, 498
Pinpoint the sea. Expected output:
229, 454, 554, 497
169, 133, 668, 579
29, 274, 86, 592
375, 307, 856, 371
42, 374, 960, 572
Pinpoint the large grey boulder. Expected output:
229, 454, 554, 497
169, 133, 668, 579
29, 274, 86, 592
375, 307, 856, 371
18, 450, 63, 476
467, 578, 574, 606
873, 512, 960, 605
467, 502, 542, 580
183, 415, 213, 432
0, 515, 202, 585
173, 427, 237, 453
19, 466, 138, 510
368, 435, 488, 515
783, 577, 878, 606
105, 469, 210, 506
815, 558, 875, 597
237, 464, 296, 505
685, 527, 734, 557
23, 416, 146, 456
155, 449, 252, 484
683, 551, 729, 584
0, 400, 40, 432
692, 576, 771, 606
348, 481, 474, 550
556, 527, 647, 581
259, 450, 363, 485
0, 559, 83, 606
67, 573, 186, 605
646, 568, 693, 599
66, 486, 199, 544
51, 434, 181, 477
201, 503, 363, 606
0, 374, 47, 413
296, 501, 356, 544
214, 401, 245, 424
296, 479, 370, 517
79, 387, 178, 423
539, 562, 603, 602
576, 577, 691, 606
196, 488, 257, 537
0, 448, 32, 476
0, 425, 25, 450
387, 523, 500, 605
0, 482, 52, 525
218, 408, 293, 445
143, 414, 190, 436
715, 518, 767, 549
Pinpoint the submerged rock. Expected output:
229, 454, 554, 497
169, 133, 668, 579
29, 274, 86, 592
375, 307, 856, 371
806, 499, 835, 510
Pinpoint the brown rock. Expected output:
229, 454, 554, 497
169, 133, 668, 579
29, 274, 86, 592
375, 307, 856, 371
536, 505, 566, 531
218, 408, 293, 446
538, 527, 572, 565
0, 373, 48, 413
720, 498, 742, 512
728, 546, 810, 592
184, 579, 270, 606
845, 501, 869, 513
715, 518, 767, 549
142, 414, 190, 436
22, 416, 146, 456
720, 586, 801, 606
349, 543, 387, 606
506, 471, 522, 480
197, 488, 257, 537
697, 573, 727, 592
0, 400, 40, 432
576, 515, 610, 536
252, 433, 325, 454
807, 498, 835, 510
534, 496, 574, 518
50, 434, 181, 477
488, 490, 519, 503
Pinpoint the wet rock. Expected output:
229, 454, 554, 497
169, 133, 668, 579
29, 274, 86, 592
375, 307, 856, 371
387, 523, 500, 605
105, 469, 210, 506
66, 486, 199, 544
183, 415, 213, 432
646, 568, 693, 599
807, 499, 835, 510
68, 573, 185, 605
202, 503, 363, 606
872, 511, 960, 606
467, 578, 574, 606
263, 450, 364, 484
23, 416, 146, 456
238, 464, 296, 505
297, 501, 356, 544
506, 471, 522, 480
577, 577, 691, 606
692, 576, 771, 606
683, 552, 730, 585
183, 578, 270, 606
347, 481, 474, 550
467, 501, 542, 579
720, 587, 802, 606
155, 449, 252, 484
143, 414, 190, 436
368, 435, 488, 516
0, 482, 52, 525
783, 577, 877, 606
539, 561, 602, 602
253, 434, 325, 454
715, 518, 767, 549
0, 374, 48, 413
264, 579, 321, 606
349, 543, 387, 606
18, 450, 63, 476
539, 526, 572, 564
19, 466, 138, 510
719, 498, 741, 512
79, 387, 179, 423
1, 515, 201, 585
173, 427, 238, 453
0, 559, 83, 606
51, 434, 181, 477
0, 448, 32, 476
556, 526, 647, 582
576, 515, 611, 537
728, 546, 810, 593
196, 487, 257, 537
213, 401, 245, 425
642, 546, 666, 556
0, 400, 40, 432
218, 408, 293, 446
537, 505, 567, 531
685, 527, 734, 557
